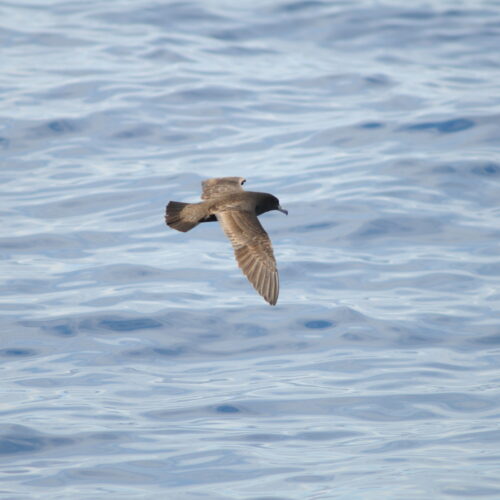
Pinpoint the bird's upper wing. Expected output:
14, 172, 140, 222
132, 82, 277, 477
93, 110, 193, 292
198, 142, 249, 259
201, 177, 246, 200
216, 209, 279, 305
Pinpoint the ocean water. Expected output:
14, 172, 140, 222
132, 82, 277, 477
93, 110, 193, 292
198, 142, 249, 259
1, 0, 500, 498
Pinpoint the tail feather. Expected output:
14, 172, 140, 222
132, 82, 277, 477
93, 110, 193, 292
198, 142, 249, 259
166, 201, 198, 232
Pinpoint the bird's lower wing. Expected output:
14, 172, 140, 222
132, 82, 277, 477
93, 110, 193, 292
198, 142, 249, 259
216, 210, 279, 305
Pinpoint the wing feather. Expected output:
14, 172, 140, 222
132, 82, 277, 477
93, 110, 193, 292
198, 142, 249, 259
201, 177, 246, 200
216, 210, 279, 305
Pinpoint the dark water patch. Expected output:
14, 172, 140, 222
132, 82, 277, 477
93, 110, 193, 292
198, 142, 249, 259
472, 334, 500, 345
151, 392, 491, 422
29, 315, 167, 335
476, 262, 500, 276
237, 430, 359, 443
297, 430, 361, 441
356, 218, 413, 238
125, 345, 187, 358
364, 74, 391, 86
341, 330, 376, 342
471, 163, 500, 176
238, 433, 288, 442
44, 460, 295, 488
403, 118, 474, 133
432, 164, 456, 175
413, 272, 478, 293
359, 121, 384, 129
447, 430, 500, 445
215, 405, 241, 414
0, 348, 37, 358
98, 2, 226, 27
142, 47, 191, 62
21, 318, 79, 337
234, 323, 268, 338
240, 343, 277, 354
17, 373, 117, 388
389, 324, 445, 346
364, 438, 422, 453
211, 28, 249, 42
443, 486, 500, 497
277, 1, 326, 13
163, 310, 227, 331
287, 474, 335, 484
395, 9, 436, 20
50, 324, 76, 337
292, 222, 335, 232
443, 9, 467, 17
26, 310, 238, 343
423, 362, 475, 372
162, 132, 194, 143
352, 216, 441, 239
169, 86, 255, 103
47, 120, 75, 133
304, 320, 334, 329
153, 346, 186, 356
30, 119, 80, 137
114, 126, 155, 139
210, 45, 277, 57
434, 392, 497, 413
0, 425, 73, 456
98, 318, 163, 332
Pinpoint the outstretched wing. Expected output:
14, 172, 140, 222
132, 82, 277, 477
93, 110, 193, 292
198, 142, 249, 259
216, 209, 279, 305
201, 177, 246, 200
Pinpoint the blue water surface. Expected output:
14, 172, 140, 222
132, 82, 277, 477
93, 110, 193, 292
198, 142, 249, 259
1, 0, 500, 498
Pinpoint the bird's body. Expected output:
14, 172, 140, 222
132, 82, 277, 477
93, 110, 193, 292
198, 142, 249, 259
165, 177, 287, 305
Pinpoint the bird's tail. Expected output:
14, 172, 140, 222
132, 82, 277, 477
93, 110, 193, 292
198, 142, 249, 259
165, 201, 199, 232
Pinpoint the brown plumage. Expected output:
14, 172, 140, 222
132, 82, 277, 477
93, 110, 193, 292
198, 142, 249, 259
165, 177, 287, 305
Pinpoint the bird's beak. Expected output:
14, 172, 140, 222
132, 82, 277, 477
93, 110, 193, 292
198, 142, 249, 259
277, 205, 288, 215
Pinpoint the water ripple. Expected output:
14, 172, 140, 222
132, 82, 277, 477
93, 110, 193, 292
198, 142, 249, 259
1, 0, 500, 498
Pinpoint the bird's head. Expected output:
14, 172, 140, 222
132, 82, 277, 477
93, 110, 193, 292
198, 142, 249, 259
256, 194, 288, 216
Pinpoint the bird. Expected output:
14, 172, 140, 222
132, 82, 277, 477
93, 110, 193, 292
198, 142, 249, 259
165, 177, 287, 305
